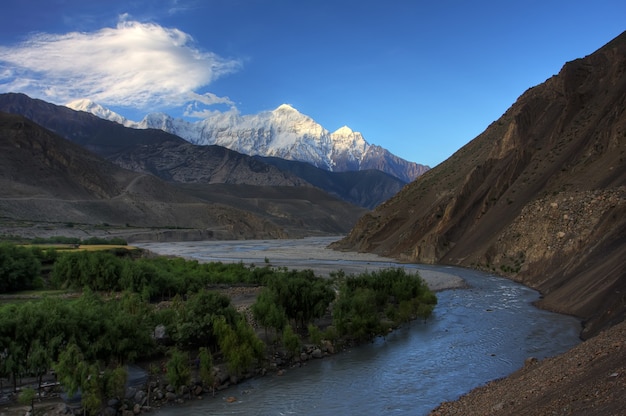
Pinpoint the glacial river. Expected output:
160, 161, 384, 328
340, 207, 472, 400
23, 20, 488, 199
135, 237, 582, 416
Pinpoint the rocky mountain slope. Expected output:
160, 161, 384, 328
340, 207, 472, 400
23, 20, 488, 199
0, 111, 366, 239
255, 156, 406, 209
0, 93, 406, 208
0, 93, 186, 157
332, 31, 626, 340
108, 141, 308, 186
67, 100, 429, 183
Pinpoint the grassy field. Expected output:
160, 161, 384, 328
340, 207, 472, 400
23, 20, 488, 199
0, 289, 79, 304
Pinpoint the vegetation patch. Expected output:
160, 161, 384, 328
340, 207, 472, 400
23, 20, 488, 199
0, 243, 437, 414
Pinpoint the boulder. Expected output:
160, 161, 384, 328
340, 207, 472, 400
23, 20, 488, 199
134, 389, 146, 405
102, 407, 117, 416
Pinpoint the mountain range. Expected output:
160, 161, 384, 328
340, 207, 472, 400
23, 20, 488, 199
0, 93, 407, 209
66, 100, 429, 183
0, 102, 369, 240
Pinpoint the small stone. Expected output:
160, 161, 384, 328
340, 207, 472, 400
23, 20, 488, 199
525, 357, 538, 366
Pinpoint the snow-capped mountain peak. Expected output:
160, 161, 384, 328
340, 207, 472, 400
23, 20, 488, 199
273, 103, 298, 113
333, 125, 355, 136
66, 99, 128, 125
70, 100, 427, 182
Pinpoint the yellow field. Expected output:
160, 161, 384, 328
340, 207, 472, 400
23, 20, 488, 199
75, 244, 137, 251
22, 244, 137, 251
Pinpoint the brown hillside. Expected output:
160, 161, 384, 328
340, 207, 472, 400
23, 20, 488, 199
109, 141, 308, 186
0, 112, 288, 238
332, 31, 626, 339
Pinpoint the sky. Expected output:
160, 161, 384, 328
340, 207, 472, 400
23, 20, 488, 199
0, 1, 624, 167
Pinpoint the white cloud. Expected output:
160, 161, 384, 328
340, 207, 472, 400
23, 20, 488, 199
0, 19, 241, 111
184, 92, 237, 118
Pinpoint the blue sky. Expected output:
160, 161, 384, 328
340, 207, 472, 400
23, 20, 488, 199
0, 0, 624, 167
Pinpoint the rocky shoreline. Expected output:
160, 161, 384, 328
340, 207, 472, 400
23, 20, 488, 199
430, 319, 625, 415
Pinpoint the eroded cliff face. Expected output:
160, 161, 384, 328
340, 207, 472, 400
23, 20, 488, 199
332, 31, 626, 338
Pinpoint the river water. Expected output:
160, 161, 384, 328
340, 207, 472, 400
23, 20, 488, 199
136, 237, 581, 416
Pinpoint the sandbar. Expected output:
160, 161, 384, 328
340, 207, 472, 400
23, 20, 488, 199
135, 237, 465, 292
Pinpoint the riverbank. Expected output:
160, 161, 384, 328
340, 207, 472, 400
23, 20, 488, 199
430, 319, 625, 415
133, 237, 466, 292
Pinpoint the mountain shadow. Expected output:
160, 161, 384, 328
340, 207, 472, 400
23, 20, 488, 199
256, 156, 407, 209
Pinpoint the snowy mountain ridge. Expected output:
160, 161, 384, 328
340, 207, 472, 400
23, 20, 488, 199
66, 100, 428, 182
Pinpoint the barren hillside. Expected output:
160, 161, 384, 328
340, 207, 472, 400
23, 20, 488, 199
332, 31, 626, 339
0, 112, 364, 239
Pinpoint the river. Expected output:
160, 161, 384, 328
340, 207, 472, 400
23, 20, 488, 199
135, 237, 581, 416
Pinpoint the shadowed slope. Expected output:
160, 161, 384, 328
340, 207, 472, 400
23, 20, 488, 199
0, 112, 303, 238
332, 31, 626, 339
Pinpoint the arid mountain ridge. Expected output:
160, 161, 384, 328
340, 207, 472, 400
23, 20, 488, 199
0, 92, 406, 209
332, 31, 626, 340
0, 111, 368, 240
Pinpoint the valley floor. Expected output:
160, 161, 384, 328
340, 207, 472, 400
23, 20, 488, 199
2, 226, 623, 415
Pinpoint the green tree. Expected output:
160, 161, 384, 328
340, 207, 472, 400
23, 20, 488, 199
252, 288, 287, 342
0, 243, 41, 292
26, 339, 52, 392
171, 289, 237, 348
282, 325, 301, 358
105, 291, 155, 364
265, 269, 334, 330
55, 342, 87, 398
332, 268, 437, 342
198, 347, 215, 395
104, 366, 128, 404
333, 287, 381, 341
307, 324, 323, 346
213, 316, 265, 376
166, 348, 191, 396
18, 387, 36, 415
